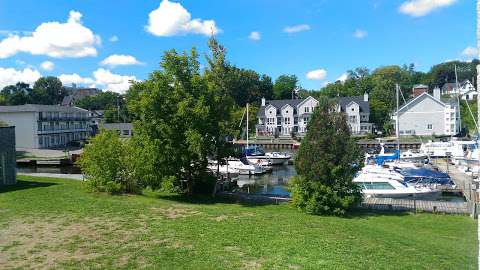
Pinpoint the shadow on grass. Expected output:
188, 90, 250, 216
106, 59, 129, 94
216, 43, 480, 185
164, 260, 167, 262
151, 192, 277, 208
345, 208, 411, 219
0, 180, 57, 194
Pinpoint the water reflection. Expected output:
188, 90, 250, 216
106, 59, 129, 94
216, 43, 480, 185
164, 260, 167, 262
237, 165, 296, 197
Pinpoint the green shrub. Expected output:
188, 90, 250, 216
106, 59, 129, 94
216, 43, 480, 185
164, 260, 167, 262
78, 130, 139, 194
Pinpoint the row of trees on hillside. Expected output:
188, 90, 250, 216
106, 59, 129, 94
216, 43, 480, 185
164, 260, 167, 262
304, 60, 479, 134
0, 77, 67, 105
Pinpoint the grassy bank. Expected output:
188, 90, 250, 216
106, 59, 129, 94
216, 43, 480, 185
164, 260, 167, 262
0, 176, 477, 269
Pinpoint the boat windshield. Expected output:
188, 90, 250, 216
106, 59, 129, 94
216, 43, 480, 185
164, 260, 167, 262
358, 182, 396, 190
244, 146, 266, 156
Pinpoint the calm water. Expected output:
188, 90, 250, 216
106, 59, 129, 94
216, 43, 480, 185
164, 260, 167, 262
17, 165, 81, 174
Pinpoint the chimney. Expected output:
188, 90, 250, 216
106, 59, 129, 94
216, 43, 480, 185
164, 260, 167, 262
363, 92, 369, 102
433, 87, 441, 100
261, 97, 266, 106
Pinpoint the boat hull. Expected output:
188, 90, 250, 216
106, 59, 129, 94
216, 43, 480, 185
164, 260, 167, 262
247, 156, 289, 165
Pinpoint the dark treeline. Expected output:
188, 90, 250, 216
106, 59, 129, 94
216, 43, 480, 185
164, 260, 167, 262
0, 77, 67, 106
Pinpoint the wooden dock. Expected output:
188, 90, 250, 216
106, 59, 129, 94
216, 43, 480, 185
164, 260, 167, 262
360, 197, 470, 214
433, 159, 476, 202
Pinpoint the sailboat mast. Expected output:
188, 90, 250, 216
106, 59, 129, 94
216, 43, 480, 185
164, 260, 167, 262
477, 0, 480, 167
246, 103, 249, 148
454, 65, 462, 135
396, 84, 400, 153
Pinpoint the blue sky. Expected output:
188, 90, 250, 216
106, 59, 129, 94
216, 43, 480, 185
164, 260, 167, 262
0, 0, 476, 92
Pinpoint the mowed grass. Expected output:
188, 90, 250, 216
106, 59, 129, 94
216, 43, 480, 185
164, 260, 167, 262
0, 176, 477, 270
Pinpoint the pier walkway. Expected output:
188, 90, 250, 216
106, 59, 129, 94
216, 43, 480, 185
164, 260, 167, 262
433, 159, 476, 202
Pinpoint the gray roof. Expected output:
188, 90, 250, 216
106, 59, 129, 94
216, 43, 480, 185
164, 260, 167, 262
257, 98, 307, 117
0, 104, 89, 113
61, 95, 75, 106
336, 96, 370, 113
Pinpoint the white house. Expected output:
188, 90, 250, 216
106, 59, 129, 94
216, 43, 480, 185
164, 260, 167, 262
441, 80, 478, 101
256, 96, 319, 137
335, 93, 373, 135
256, 94, 373, 138
0, 104, 91, 149
392, 88, 460, 136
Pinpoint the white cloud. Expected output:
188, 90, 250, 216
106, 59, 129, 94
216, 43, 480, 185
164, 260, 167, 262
306, 69, 327, 80
249, 31, 261, 41
59, 73, 94, 86
93, 68, 136, 93
109, 35, 119, 42
0, 67, 41, 89
100, 54, 143, 68
58, 68, 136, 93
399, 0, 457, 17
40, 61, 54, 71
0, 11, 100, 59
146, 0, 220, 37
337, 73, 349, 82
353, 29, 368, 39
283, 24, 310, 34
461, 46, 478, 59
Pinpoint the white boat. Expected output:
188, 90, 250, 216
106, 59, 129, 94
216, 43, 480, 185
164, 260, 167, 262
399, 150, 428, 162
227, 158, 265, 175
384, 160, 423, 170
207, 162, 240, 177
360, 165, 405, 182
353, 173, 440, 199
420, 141, 453, 157
245, 148, 292, 165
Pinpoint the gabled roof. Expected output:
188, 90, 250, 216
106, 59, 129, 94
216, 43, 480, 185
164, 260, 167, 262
394, 92, 447, 115
257, 98, 307, 117
336, 96, 370, 113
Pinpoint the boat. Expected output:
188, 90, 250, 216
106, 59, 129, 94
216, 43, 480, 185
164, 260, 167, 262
399, 168, 454, 186
227, 157, 265, 175
353, 173, 441, 199
360, 164, 404, 182
207, 161, 240, 177
244, 146, 292, 165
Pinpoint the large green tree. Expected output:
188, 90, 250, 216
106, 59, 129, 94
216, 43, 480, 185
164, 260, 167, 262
273, 74, 298, 99
32, 76, 67, 105
290, 98, 362, 215
127, 43, 230, 194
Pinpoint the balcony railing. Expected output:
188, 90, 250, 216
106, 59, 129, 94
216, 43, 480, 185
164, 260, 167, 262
38, 116, 90, 121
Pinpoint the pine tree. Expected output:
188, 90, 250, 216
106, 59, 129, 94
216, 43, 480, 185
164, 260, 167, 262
290, 98, 363, 215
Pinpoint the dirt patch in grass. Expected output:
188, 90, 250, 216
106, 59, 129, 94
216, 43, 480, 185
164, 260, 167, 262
0, 216, 152, 269
150, 206, 202, 219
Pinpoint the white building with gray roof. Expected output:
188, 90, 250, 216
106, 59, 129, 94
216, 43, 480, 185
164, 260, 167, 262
392, 88, 460, 136
0, 104, 91, 149
335, 93, 373, 135
256, 96, 319, 137
256, 94, 373, 138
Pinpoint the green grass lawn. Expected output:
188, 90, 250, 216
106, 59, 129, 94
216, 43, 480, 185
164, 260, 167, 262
0, 176, 477, 270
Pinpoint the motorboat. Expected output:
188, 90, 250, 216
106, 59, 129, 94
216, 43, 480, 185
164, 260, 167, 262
399, 168, 454, 186
207, 161, 240, 177
360, 164, 405, 182
353, 173, 441, 199
227, 157, 265, 175
384, 160, 422, 170
244, 146, 292, 165
420, 141, 453, 157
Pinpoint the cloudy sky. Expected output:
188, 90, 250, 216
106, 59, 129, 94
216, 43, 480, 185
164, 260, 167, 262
0, 0, 476, 92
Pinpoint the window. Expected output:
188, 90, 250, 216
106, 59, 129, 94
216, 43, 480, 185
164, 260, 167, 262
284, 117, 291, 125
305, 107, 310, 113
358, 182, 395, 190
123, 130, 130, 136
427, 124, 433, 130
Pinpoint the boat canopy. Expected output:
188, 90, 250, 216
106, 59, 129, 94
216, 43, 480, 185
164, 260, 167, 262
243, 146, 266, 156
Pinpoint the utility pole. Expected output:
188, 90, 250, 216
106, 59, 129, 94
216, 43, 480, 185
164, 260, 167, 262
396, 84, 400, 153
